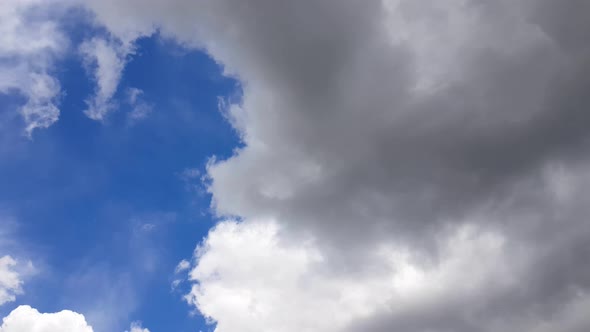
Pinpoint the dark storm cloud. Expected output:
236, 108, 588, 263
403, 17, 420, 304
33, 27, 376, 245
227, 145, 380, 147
202, 0, 590, 247
200, 1, 590, 330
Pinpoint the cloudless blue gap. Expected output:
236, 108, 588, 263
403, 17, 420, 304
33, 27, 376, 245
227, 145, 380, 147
0, 27, 240, 331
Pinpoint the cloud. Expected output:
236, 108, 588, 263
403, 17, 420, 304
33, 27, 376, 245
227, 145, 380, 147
70, 0, 590, 331
79, 37, 133, 121
127, 322, 150, 332
0, 0, 67, 137
175, 259, 190, 274
0, 256, 22, 306
0, 306, 153, 332
125, 88, 152, 124
186, 219, 515, 332
0, 305, 93, 332
0, 217, 37, 307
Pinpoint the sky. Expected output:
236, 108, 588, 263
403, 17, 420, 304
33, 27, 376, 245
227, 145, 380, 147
1, 0, 590, 331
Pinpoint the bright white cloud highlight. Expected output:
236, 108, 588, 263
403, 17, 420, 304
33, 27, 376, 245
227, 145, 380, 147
0, 306, 153, 332
185, 219, 512, 332
0, 305, 93, 332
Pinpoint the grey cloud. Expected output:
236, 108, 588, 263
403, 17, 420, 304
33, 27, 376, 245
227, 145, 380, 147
81, 0, 590, 331
202, 0, 590, 330
203, 0, 589, 246
531, 0, 590, 54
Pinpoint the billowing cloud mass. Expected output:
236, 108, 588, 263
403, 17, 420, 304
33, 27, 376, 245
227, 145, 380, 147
0, 305, 93, 332
76, 0, 590, 331
0, 0, 67, 136
0, 256, 22, 306
2, 0, 590, 331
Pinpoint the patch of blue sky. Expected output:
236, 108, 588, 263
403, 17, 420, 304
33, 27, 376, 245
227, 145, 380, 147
0, 23, 239, 331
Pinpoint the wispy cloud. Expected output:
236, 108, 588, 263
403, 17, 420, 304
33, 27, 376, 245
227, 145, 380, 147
0, 0, 67, 137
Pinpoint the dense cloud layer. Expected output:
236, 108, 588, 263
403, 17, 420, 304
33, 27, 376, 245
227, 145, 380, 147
77, 0, 590, 331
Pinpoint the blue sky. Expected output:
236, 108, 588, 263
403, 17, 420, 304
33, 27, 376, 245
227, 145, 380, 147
2, 1, 590, 332
1, 24, 238, 331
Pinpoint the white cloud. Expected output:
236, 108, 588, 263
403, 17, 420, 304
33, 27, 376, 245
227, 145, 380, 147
0, 256, 22, 306
79, 37, 133, 121
0, 306, 153, 332
175, 259, 190, 274
185, 219, 514, 332
0, 0, 67, 136
0, 219, 36, 307
125, 88, 152, 124
18, 73, 61, 136
0, 305, 93, 332
126, 322, 150, 332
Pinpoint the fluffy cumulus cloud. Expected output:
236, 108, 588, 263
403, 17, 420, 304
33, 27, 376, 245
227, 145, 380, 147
4, 0, 590, 331
0, 305, 93, 332
0, 306, 152, 332
187, 220, 519, 332
0, 0, 67, 136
